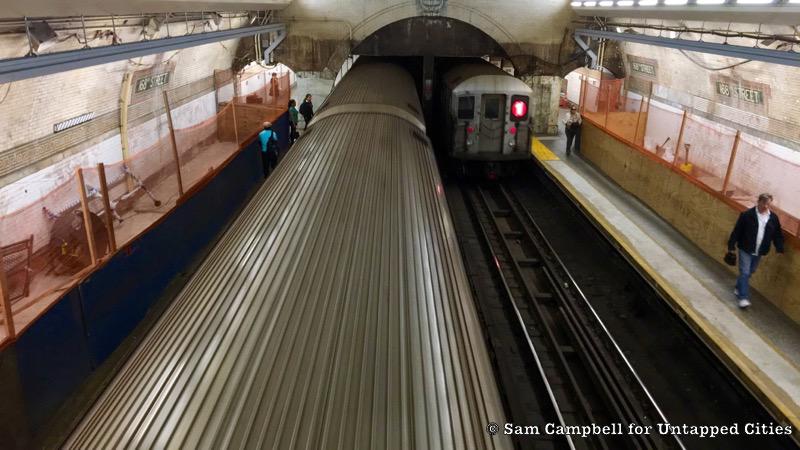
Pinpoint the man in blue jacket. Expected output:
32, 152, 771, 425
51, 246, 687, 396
258, 121, 279, 177
727, 193, 785, 309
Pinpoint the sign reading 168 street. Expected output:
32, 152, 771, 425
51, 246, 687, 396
135, 72, 171, 93
716, 81, 763, 105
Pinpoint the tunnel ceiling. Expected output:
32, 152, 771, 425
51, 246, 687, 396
352, 17, 508, 59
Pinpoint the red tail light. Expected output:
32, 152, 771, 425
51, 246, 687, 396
509, 126, 517, 135
511, 100, 527, 119
510, 95, 529, 121
466, 126, 475, 134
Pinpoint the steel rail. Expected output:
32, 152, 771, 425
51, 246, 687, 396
498, 185, 685, 450
512, 187, 686, 450
463, 183, 577, 450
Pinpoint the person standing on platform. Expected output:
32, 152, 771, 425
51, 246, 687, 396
269, 73, 280, 102
563, 105, 582, 156
288, 99, 299, 146
299, 94, 314, 130
258, 121, 279, 176
727, 193, 785, 309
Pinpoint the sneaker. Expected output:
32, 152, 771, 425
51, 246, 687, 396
738, 299, 751, 309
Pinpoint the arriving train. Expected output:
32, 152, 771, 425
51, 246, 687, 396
440, 61, 534, 177
66, 60, 512, 450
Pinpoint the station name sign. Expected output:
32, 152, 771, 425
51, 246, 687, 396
628, 56, 658, 79
630, 61, 656, 76
712, 75, 769, 111
130, 61, 176, 105
135, 72, 171, 93
715, 81, 763, 105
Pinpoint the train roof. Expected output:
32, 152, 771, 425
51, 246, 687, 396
443, 62, 532, 94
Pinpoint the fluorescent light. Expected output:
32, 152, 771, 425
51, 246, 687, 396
696, 0, 725, 3
664, 0, 688, 5
570, 1, 582, 5
735, 0, 772, 3
617, 0, 634, 5
638, 0, 658, 5
583, 1, 597, 5
599, 1, 613, 5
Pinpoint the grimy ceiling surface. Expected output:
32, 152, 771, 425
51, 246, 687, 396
0, 0, 292, 18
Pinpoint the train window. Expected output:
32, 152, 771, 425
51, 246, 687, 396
457, 96, 475, 119
483, 97, 501, 119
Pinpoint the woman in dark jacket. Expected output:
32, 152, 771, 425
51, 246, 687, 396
298, 94, 314, 130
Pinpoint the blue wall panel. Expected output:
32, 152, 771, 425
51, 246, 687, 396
15, 289, 91, 432
80, 142, 263, 365
1, 132, 267, 446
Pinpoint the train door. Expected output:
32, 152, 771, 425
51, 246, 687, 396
479, 94, 506, 153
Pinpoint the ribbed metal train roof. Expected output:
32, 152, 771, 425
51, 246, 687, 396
66, 62, 511, 450
442, 63, 531, 95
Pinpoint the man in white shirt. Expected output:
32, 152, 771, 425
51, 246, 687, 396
726, 193, 785, 308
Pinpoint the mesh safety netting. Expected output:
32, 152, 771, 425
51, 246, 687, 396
580, 77, 800, 239
0, 70, 290, 342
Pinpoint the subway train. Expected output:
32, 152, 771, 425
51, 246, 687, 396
66, 61, 512, 450
440, 61, 533, 177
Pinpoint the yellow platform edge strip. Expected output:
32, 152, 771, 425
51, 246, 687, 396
531, 137, 559, 161
535, 158, 800, 440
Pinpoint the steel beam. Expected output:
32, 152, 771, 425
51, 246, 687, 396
575, 28, 800, 67
0, 23, 286, 83
573, 34, 598, 69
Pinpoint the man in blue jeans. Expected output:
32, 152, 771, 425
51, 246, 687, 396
727, 193, 785, 309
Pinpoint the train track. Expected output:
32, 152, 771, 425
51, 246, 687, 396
459, 182, 684, 450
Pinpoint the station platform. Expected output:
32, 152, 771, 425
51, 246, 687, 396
530, 120, 800, 438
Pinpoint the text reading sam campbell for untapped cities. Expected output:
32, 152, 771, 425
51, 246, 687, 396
498, 422, 792, 439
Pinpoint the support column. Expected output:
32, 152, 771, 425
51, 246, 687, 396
523, 75, 562, 135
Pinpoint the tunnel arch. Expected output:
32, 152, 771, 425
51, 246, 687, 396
352, 16, 510, 62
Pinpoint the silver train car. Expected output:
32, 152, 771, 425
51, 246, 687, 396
441, 62, 533, 175
66, 62, 511, 450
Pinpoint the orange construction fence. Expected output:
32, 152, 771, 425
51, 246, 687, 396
579, 76, 800, 239
0, 70, 290, 347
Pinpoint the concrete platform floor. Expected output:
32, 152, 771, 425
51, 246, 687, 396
531, 108, 800, 433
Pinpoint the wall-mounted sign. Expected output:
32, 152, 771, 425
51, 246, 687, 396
715, 81, 763, 105
135, 72, 170, 93
712, 75, 769, 112
631, 61, 656, 76
628, 56, 658, 80
130, 61, 176, 105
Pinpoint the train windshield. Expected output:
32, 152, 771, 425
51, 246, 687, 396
483, 97, 501, 119
457, 96, 475, 119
